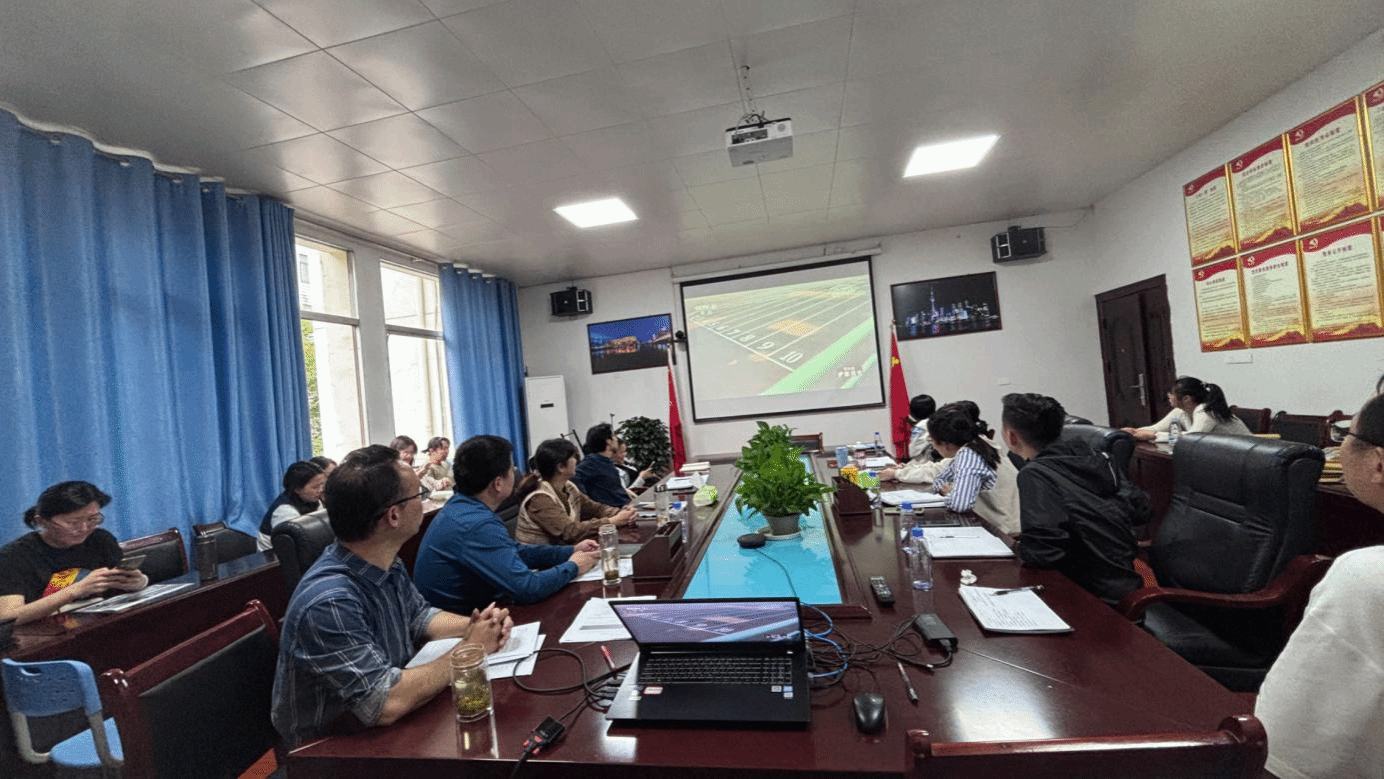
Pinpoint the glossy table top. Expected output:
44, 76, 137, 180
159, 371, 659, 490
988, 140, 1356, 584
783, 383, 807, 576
287, 458, 1248, 778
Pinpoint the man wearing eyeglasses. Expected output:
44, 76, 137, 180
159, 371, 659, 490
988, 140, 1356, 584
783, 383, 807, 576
1256, 393, 1384, 779
272, 445, 513, 748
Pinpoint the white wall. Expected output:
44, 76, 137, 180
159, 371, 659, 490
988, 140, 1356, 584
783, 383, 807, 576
519, 209, 1107, 458
1086, 27, 1384, 416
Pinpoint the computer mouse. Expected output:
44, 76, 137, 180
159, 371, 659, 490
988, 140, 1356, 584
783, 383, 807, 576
852, 691, 886, 734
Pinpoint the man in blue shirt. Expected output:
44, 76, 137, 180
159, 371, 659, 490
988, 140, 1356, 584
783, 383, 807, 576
572, 423, 630, 507
414, 435, 600, 614
272, 445, 511, 748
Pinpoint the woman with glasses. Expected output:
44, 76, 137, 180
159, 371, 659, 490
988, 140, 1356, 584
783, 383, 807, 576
417, 437, 453, 493
1122, 375, 1251, 442
258, 461, 327, 551
0, 481, 147, 624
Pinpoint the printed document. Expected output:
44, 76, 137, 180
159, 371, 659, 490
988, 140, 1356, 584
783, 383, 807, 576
957, 586, 1072, 633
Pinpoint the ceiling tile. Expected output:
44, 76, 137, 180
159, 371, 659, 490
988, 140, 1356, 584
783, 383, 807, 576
768, 209, 828, 225
513, 69, 643, 136
477, 138, 588, 184
328, 113, 468, 169
256, 0, 435, 48
579, 0, 727, 63
418, 92, 552, 153
760, 163, 834, 214
435, 220, 511, 244
620, 43, 741, 118
734, 16, 851, 97
673, 149, 757, 186
419, 0, 504, 14
846, 4, 941, 79
226, 51, 405, 130
719, 0, 855, 37
328, 22, 507, 110
287, 186, 377, 220
758, 82, 844, 134
245, 133, 390, 183
391, 198, 490, 229
828, 159, 868, 206
192, 82, 318, 150
399, 156, 507, 197
442, 0, 612, 87
687, 177, 763, 210
561, 122, 667, 170
395, 228, 461, 255
329, 170, 442, 208
357, 209, 429, 236
121, 0, 316, 74
645, 102, 745, 157
834, 124, 873, 161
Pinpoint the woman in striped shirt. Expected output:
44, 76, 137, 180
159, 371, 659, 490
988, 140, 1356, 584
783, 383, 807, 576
929, 405, 1001, 516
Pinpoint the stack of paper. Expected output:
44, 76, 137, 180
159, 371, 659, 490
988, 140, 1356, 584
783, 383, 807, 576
920, 527, 1014, 558
407, 622, 544, 678
863, 456, 896, 469
957, 586, 1072, 633
558, 594, 655, 643
881, 490, 947, 507
75, 583, 195, 613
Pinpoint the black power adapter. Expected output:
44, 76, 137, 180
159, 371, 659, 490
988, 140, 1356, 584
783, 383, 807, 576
912, 613, 958, 650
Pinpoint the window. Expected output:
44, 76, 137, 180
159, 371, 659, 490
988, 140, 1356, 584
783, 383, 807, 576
381, 264, 450, 446
297, 239, 364, 457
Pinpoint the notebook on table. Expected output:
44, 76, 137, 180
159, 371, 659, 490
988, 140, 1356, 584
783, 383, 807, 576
604, 598, 811, 725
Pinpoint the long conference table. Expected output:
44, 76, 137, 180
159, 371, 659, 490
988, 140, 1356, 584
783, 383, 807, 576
286, 458, 1255, 779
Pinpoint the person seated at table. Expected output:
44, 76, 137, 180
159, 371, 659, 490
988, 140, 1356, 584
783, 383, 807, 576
310, 455, 337, 477
925, 404, 1021, 535
271, 444, 511, 749
1002, 392, 1147, 606
905, 394, 939, 460
257, 460, 326, 551
417, 436, 453, 493
612, 437, 657, 498
1121, 376, 1251, 441
1255, 392, 1384, 779
389, 435, 419, 467
880, 399, 978, 485
515, 438, 637, 546
0, 481, 147, 625
414, 435, 600, 614
572, 423, 631, 507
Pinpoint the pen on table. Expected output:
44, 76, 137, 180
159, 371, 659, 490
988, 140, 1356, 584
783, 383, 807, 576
896, 661, 918, 704
600, 644, 617, 673
993, 585, 1044, 595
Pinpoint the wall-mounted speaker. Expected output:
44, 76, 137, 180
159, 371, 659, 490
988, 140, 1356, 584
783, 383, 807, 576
550, 287, 593, 317
991, 225, 1047, 263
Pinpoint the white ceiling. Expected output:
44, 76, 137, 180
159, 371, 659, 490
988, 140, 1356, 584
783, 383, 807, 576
2, 0, 1380, 286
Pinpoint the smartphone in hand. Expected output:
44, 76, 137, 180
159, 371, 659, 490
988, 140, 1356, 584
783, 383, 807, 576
116, 554, 146, 571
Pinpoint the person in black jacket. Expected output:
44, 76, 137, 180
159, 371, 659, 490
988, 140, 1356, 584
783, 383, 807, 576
1000, 393, 1148, 605
571, 423, 630, 508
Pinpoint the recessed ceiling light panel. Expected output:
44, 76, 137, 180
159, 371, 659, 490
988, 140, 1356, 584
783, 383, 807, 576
554, 197, 637, 228
903, 134, 1000, 177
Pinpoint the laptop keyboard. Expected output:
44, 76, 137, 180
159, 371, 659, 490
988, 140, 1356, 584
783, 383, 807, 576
639, 655, 792, 686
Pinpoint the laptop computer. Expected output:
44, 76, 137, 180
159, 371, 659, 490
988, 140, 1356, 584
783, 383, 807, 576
604, 597, 811, 725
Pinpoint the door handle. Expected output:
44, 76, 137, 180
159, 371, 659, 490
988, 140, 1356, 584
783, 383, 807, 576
1130, 373, 1146, 407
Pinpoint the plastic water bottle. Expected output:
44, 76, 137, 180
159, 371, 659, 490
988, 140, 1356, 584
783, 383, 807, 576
873, 431, 884, 454
899, 501, 914, 548
909, 526, 932, 591
1168, 420, 1181, 449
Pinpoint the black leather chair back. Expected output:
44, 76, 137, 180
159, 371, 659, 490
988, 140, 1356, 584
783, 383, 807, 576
270, 512, 335, 596
120, 528, 189, 584
1060, 424, 1135, 475
1151, 434, 1323, 593
1063, 414, 1094, 426
192, 522, 258, 565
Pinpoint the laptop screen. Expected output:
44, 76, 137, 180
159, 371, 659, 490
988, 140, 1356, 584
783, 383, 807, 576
610, 599, 802, 645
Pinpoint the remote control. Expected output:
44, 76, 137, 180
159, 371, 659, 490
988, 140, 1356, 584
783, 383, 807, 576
869, 576, 895, 605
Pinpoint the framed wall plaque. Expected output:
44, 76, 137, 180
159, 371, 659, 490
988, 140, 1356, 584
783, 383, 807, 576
1193, 258, 1248, 351
1300, 218, 1384, 343
1229, 137, 1295, 252
1287, 98, 1371, 233
1363, 80, 1384, 211
587, 314, 672, 374
1242, 242, 1308, 347
1183, 165, 1237, 266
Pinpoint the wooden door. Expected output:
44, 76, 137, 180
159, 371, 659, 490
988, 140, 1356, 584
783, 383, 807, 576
1096, 276, 1175, 427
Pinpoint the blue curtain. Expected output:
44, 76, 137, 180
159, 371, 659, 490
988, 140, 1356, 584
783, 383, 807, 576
0, 108, 310, 548
439, 266, 527, 462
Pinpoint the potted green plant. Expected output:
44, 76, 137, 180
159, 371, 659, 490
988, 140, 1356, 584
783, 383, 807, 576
616, 415, 672, 477
734, 422, 835, 536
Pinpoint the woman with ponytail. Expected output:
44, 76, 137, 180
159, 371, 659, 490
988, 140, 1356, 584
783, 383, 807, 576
1123, 376, 1251, 441
927, 403, 1021, 534
515, 438, 637, 545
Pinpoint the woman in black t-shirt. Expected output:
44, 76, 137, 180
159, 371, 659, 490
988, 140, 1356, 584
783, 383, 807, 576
0, 481, 147, 625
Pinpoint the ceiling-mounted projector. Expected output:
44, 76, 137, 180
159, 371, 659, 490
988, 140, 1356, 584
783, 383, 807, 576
726, 117, 793, 166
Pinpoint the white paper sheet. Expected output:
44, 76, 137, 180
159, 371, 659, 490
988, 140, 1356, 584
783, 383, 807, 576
957, 586, 1072, 633
880, 490, 947, 507
558, 594, 655, 643
920, 527, 1014, 558
74, 583, 195, 613
406, 622, 541, 669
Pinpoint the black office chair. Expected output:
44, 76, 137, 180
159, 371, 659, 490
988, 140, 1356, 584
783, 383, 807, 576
495, 492, 521, 539
191, 522, 257, 566
1063, 414, 1094, 426
1228, 405, 1271, 434
1117, 434, 1329, 692
1060, 424, 1136, 475
100, 600, 280, 779
270, 512, 335, 596
119, 528, 189, 584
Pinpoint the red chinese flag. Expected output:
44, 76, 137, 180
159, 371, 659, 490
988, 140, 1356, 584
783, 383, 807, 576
888, 329, 911, 459
668, 356, 687, 472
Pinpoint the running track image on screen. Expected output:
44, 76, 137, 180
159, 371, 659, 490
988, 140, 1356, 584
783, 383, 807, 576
679, 257, 885, 421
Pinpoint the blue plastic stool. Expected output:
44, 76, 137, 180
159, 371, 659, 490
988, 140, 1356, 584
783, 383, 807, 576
2, 658, 123, 770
